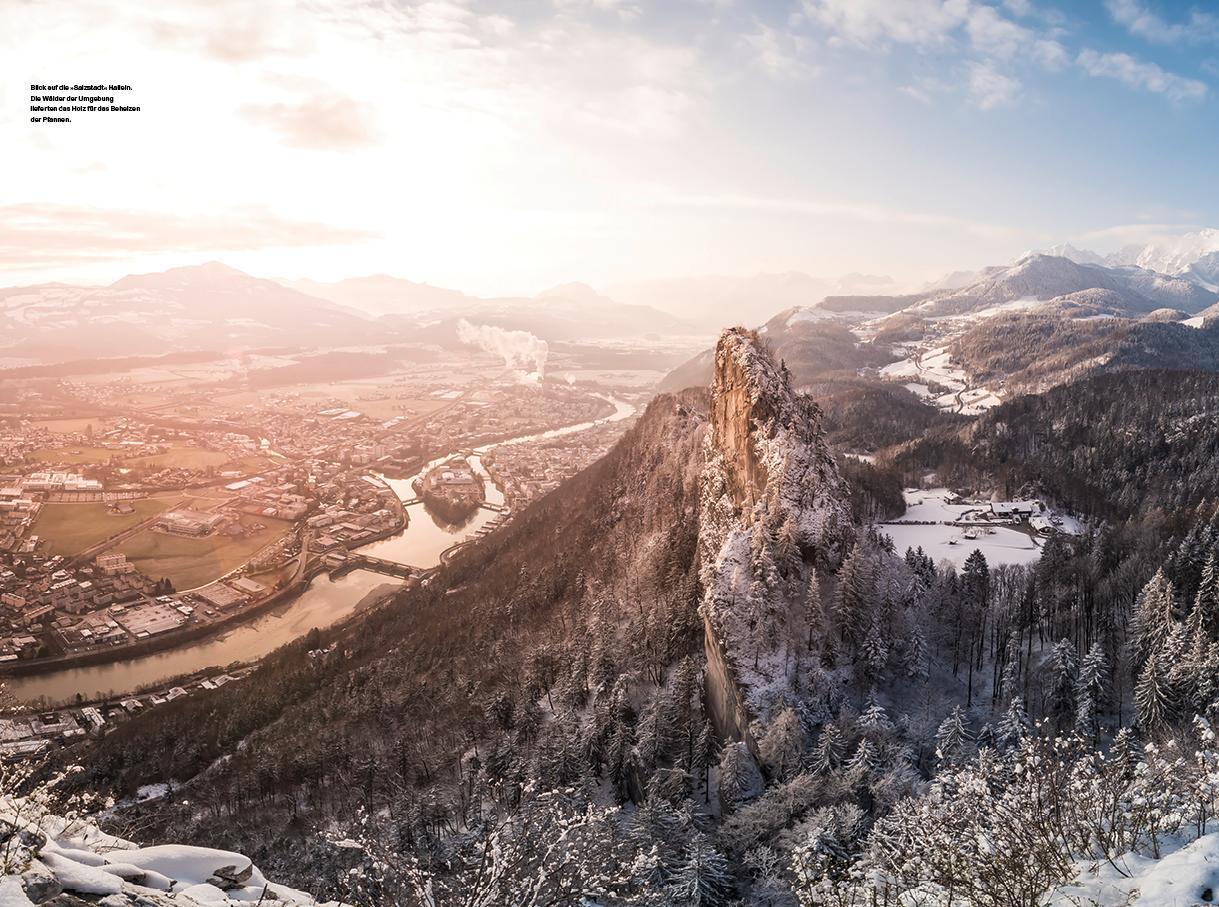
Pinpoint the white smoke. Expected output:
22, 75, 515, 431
456, 319, 548, 383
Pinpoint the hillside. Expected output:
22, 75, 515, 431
894, 368, 1219, 520
74, 382, 714, 897
292, 275, 696, 340
44, 330, 1219, 905
947, 308, 1219, 395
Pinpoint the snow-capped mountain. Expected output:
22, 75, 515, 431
1037, 229, 1219, 290
1031, 243, 1107, 266
922, 254, 1216, 315
1126, 228, 1219, 278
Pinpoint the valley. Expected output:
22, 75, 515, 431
8, 245, 1219, 907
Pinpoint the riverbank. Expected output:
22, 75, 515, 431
5, 395, 637, 704
4, 570, 401, 705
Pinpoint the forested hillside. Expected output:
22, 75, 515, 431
44, 334, 1219, 907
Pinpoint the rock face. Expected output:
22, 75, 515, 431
710, 333, 772, 515
702, 328, 850, 557
699, 328, 852, 743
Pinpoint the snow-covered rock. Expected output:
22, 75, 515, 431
0, 797, 346, 906
699, 328, 851, 733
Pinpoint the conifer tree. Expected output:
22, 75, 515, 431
935, 706, 971, 764
997, 696, 1029, 749
759, 708, 805, 780
666, 831, 734, 907
1135, 652, 1174, 733
805, 571, 825, 652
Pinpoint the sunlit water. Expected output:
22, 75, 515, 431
7, 396, 636, 704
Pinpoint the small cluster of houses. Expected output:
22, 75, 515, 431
947, 495, 1073, 536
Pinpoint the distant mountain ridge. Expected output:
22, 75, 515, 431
0, 261, 374, 361
1038, 228, 1219, 291
280, 274, 697, 340
659, 253, 1219, 394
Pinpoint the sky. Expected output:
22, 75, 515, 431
2, 0, 1218, 295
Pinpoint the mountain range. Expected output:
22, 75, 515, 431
1039, 228, 1219, 291
661, 251, 1219, 400
0, 265, 699, 367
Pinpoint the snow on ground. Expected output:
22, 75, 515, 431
957, 386, 1003, 415
947, 296, 1044, 321
894, 488, 971, 523
879, 489, 1045, 567
1182, 315, 1206, 329
878, 522, 1043, 568
918, 348, 967, 390
785, 307, 838, 326
878, 343, 1005, 415
1048, 830, 1219, 906
879, 358, 921, 380
0, 795, 347, 906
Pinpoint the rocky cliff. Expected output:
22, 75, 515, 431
699, 328, 852, 740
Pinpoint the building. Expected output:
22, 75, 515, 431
96, 553, 135, 576
194, 583, 245, 610
989, 500, 1043, 519
157, 509, 225, 537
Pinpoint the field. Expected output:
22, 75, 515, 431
33, 497, 186, 556
27, 444, 260, 472
129, 445, 234, 470
27, 446, 121, 465
116, 515, 293, 591
33, 418, 111, 434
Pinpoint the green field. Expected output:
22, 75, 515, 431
117, 515, 292, 591
33, 497, 185, 557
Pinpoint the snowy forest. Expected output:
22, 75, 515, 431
9, 331, 1219, 907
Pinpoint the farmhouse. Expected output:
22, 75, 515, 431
989, 500, 1043, 519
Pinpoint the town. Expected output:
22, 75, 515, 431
0, 350, 644, 750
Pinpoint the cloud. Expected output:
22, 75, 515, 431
1078, 221, 1202, 247
1104, 0, 1219, 45
801, 0, 1066, 109
0, 204, 378, 268
1077, 48, 1208, 102
143, 0, 315, 62
967, 60, 1021, 108
965, 3, 1033, 58
660, 192, 1021, 239
742, 24, 815, 78
239, 94, 381, 150
801, 0, 971, 49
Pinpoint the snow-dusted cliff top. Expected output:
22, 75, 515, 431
705, 327, 850, 548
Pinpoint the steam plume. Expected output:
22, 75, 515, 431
457, 319, 548, 382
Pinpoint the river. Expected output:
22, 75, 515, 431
6, 395, 637, 705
